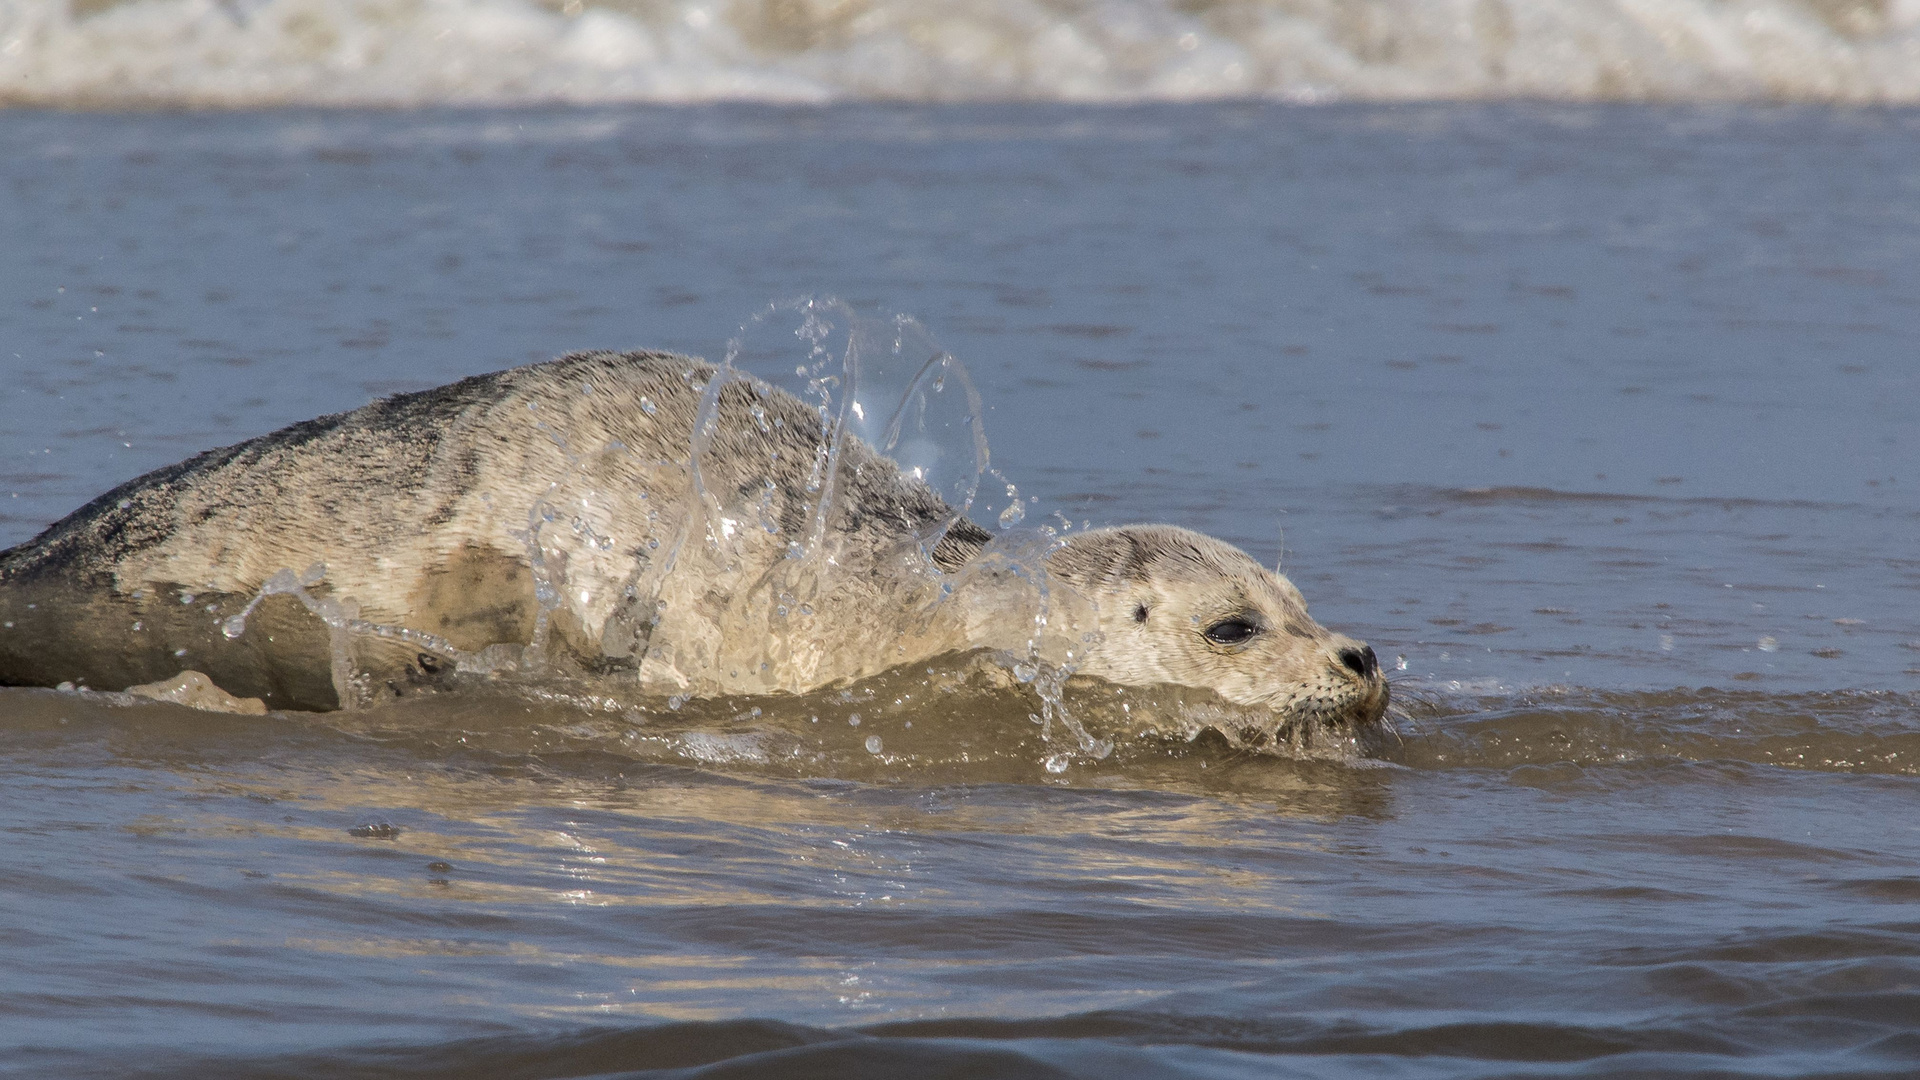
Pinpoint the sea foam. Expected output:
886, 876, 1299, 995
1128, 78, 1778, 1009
4, 0, 1920, 108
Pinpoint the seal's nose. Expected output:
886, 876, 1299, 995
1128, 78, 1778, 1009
1337, 644, 1379, 681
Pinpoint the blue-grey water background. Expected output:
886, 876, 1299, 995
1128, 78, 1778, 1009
3, 101, 1920, 1078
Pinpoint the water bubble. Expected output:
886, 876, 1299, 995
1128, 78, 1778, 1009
865, 735, 883, 754
1043, 753, 1071, 774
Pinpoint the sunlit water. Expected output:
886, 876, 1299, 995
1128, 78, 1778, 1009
3, 104, 1919, 1078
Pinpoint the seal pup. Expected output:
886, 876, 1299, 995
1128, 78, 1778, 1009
0, 351, 1387, 731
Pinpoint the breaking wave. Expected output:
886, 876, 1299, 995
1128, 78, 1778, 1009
6, 0, 1920, 109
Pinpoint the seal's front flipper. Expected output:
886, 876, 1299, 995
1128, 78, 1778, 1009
125, 670, 268, 715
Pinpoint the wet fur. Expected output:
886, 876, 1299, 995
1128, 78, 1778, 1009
0, 351, 1385, 727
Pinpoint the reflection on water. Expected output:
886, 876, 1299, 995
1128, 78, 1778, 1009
1395, 684, 1920, 776
10, 681, 1920, 1078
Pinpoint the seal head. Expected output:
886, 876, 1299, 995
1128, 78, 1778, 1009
1048, 525, 1388, 731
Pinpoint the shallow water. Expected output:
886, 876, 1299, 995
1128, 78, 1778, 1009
4, 103, 1920, 1077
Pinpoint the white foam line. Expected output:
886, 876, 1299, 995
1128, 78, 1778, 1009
6, 0, 1920, 108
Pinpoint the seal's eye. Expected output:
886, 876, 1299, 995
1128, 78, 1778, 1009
1203, 619, 1258, 646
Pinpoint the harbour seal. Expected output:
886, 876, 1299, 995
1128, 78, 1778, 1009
0, 351, 1387, 733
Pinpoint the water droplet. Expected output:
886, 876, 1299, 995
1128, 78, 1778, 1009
848, 713, 861, 727
865, 735, 883, 754
221, 615, 247, 639
998, 501, 1025, 527
1044, 753, 1071, 774
1758, 636, 1780, 652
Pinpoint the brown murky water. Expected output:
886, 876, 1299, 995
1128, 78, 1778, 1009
3, 104, 1919, 1078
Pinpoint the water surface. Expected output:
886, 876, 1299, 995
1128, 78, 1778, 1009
3, 103, 1919, 1078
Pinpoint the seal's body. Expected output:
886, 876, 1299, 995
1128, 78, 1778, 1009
0, 352, 1386, 729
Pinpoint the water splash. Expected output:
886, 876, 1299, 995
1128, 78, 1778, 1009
219, 561, 473, 709
219, 562, 326, 640
702, 297, 987, 563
